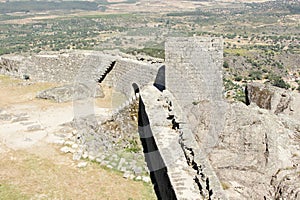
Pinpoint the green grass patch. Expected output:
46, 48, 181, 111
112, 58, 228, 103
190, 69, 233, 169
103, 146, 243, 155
224, 48, 252, 57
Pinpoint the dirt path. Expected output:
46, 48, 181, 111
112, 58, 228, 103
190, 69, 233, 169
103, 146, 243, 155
0, 75, 155, 199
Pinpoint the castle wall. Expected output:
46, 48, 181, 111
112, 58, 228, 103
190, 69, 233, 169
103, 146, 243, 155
165, 37, 223, 109
0, 51, 116, 83
103, 58, 160, 98
165, 37, 225, 153
27, 52, 118, 83
0, 52, 160, 100
0, 56, 24, 77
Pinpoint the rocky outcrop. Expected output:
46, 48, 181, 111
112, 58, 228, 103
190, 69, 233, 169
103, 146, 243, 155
246, 82, 300, 122
36, 84, 104, 103
209, 102, 300, 199
270, 167, 300, 199
246, 82, 292, 114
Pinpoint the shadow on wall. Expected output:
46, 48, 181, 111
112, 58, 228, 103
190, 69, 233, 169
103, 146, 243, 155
134, 82, 177, 200
153, 65, 166, 92
97, 60, 116, 83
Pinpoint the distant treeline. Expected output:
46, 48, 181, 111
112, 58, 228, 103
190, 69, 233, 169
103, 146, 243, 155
0, 1, 99, 14
288, 5, 300, 14
97, 0, 136, 4
166, 10, 213, 17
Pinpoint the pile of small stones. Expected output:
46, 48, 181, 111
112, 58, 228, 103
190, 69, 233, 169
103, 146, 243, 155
58, 102, 151, 182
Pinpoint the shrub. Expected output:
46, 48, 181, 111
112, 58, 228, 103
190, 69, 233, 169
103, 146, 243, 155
272, 78, 290, 89
234, 76, 243, 82
249, 70, 262, 80
223, 61, 229, 68
268, 74, 290, 89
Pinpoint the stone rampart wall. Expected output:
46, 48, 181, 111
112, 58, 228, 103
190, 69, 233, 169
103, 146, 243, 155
0, 51, 160, 99
103, 58, 161, 98
0, 56, 24, 77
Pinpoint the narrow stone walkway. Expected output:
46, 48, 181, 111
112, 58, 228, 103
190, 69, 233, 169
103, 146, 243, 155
141, 85, 228, 199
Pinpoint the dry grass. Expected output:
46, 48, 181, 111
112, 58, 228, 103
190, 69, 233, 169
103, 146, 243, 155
0, 183, 29, 200
0, 75, 125, 109
0, 146, 155, 200
221, 182, 230, 190
0, 75, 61, 107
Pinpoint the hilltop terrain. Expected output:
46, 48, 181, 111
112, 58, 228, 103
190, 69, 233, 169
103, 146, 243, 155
0, 0, 299, 199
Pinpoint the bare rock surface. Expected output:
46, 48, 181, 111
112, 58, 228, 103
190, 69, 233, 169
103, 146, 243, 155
209, 101, 300, 199
138, 82, 299, 199
246, 82, 300, 117
36, 84, 104, 103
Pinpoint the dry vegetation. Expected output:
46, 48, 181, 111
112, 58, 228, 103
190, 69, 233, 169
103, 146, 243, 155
0, 75, 60, 107
0, 75, 156, 200
0, 146, 155, 200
